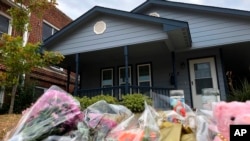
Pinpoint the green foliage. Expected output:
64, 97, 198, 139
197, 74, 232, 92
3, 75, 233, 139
8, 0, 57, 35
0, 34, 64, 87
13, 83, 36, 113
227, 79, 250, 102
90, 95, 118, 105
75, 94, 152, 113
0, 103, 10, 114
120, 94, 152, 113
75, 95, 118, 110
8, 7, 30, 34
74, 96, 91, 110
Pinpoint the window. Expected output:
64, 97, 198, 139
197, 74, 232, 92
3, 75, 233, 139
0, 86, 5, 108
34, 86, 48, 101
101, 68, 113, 95
0, 14, 11, 36
42, 21, 58, 41
137, 64, 152, 94
119, 66, 132, 94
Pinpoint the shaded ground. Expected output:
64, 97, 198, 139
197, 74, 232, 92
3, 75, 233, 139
0, 114, 21, 140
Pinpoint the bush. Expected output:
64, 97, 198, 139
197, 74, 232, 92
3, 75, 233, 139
227, 79, 250, 102
75, 96, 91, 110
0, 103, 10, 114
75, 95, 118, 110
14, 83, 36, 113
121, 93, 152, 113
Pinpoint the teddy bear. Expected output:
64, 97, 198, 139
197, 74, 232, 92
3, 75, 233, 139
210, 101, 250, 141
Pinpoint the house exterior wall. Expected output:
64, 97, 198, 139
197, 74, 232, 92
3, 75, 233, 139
79, 42, 174, 90
175, 48, 226, 106
79, 47, 226, 106
0, 1, 10, 15
142, 6, 250, 49
29, 6, 72, 43
0, 2, 73, 93
49, 15, 168, 55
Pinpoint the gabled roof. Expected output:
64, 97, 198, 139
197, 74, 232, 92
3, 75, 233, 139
132, 0, 250, 17
42, 6, 190, 48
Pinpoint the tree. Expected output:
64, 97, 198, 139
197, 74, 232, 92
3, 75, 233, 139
0, 0, 64, 114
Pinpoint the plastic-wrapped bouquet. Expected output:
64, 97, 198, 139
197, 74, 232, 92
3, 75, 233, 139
4, 85, 83, 141
83, 100, 132, 141
106, 101, 160, 141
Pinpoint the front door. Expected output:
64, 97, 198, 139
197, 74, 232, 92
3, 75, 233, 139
189, 57, 218, 109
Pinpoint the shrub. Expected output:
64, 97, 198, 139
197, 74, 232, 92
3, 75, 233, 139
75, 95, 118, 110
227, 79, 250, 102
121, 93, 152, 113
0, 103, 10, 114
74, 96, 91, 110
14, 83, 36, 113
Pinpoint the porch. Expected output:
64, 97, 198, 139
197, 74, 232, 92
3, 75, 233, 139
77, 85, 174, 100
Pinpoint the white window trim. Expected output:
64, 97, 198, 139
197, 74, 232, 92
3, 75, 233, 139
119, 66, 132, 96
0, 86, 5, 108
0, 12, 12, 35
101, 68, 113, 88
35, 86, 48, 93
43, 20, 59, 34
119, 66, 131, 85
137, 64, 152, 87
101, 68, 114, 95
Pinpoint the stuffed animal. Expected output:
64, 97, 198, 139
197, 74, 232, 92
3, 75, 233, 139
211, 101, 250, 141
170, 99, 186, 117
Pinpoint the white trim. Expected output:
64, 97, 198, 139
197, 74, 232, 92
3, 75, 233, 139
119, 66, 131, 85
101, 68, 113, 87
189, 57, 219, 109
0, 86, 5, 108
119, 66, 132, 96
35, 86, 48, 93
101, 68, 113, 95
43, 20, 60, 31
0, 12, 12, 35
137, 63, 152, 88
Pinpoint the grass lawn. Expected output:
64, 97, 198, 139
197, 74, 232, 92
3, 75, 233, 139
0, 114, 21, 140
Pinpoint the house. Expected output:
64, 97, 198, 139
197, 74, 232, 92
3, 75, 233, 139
42, 0, 250, 109
0, 0, 76, 106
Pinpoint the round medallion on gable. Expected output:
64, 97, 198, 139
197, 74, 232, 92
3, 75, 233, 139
94, 21, 106, 34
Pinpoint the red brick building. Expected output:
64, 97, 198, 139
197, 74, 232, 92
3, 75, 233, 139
0, 0, 76, 105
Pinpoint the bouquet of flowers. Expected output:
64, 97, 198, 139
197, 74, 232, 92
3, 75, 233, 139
5, 85, 83, 141
106, 101, 160, 141
82, 100, 132, 141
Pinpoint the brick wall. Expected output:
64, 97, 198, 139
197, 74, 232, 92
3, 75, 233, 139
0, 2, 75, 95
29, 6, 72, 43
0, 1, 10, 14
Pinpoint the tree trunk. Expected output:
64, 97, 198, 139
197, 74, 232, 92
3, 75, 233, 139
8, 76, 19, 114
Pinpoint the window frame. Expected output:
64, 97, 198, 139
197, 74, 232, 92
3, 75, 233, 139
0, 12, 12, 36
101, 68, 114, 95
118, 65, 132, 95
42, 20, 59, 41
137, 63, 152, 94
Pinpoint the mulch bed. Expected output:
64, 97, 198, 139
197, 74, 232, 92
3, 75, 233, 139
0, 114, 21, 140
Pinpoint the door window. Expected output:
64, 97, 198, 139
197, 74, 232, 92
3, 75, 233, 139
194, 62, 213, 94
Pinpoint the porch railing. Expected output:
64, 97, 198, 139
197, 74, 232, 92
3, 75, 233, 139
77, 85, 174, 100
